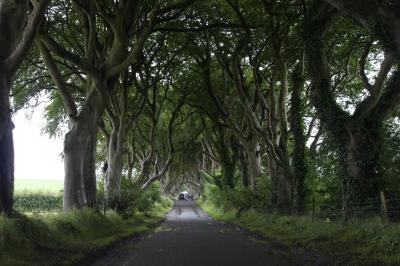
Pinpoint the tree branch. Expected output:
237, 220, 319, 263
354, 52, 394, 118
105, 12, 156, 79
36, 40, 78, 119
359, 41, 373, 91
38, 33, 98, 78
6, 0, 51, 75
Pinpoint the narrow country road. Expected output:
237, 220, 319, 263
90, 201, 301, 266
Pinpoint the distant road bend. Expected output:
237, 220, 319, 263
90, 201, 299, 266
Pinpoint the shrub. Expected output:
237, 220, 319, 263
14, 191, 62, 213
203, 182, 267, 213
97, 177, 172, 217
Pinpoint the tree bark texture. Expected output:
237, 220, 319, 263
291, 60, 308, 214
37, 0, 159, 211
342, 119, 382, 217
0, 0, 50, 213
268, 156, 292, 210
247, 147, 261, 191
105, 125, 125, 206
303, 3, 397, 219
216, 126, 237, 189
63, 87, 106, 211
0, 75, 14, 213
239, 148, 250, 188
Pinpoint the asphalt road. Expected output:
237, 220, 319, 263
90, 201, 300, 266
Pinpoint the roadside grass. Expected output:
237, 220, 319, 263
0, 201, 172, 266
201, 201, 400, 266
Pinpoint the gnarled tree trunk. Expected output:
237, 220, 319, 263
63, 87, 106, 211
268, 156, 292, 211
216, 126, 237, 189
341, 119, 382, 217
83, 129, 97, 207
105, 125, 125, 206
0, 0, 50, 213
246, 146, 261, 191
303, 2, 400, 219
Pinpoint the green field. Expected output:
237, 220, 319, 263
15, 179, 63, 193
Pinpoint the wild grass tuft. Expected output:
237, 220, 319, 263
201, 201, 400, 265
0, 203, 172, 266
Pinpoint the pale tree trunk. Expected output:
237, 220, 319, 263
238, 139, 262, 191
126, 148, 135, 181
127, 162, 134, 181
274, 38, 294, 211
38, 0, 191, 211
105, 125, 125, 206
104, 81, 145, 205
160, 171, 170, 194
83, 130, 97, 207
231, 35, 294, 204
245, 143, 262, 191
63, 87, 106, 211
106, 140, 124, 195
137, 96, 184, 191
38, 41, 105, 211
63, 131, 87, 210
63, 129, 98, 209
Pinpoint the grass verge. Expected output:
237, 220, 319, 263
200, 201, 400, 266
0, 202, 172, 266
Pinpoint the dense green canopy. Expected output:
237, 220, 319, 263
1, 0, 400, 219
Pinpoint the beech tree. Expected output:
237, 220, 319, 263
0, 0, 50, 214
8, 0, 400, 219
36, 0, 197, 211
303, 1, 400, 218
323, 0, 400, 58
102, 71, 146, 207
